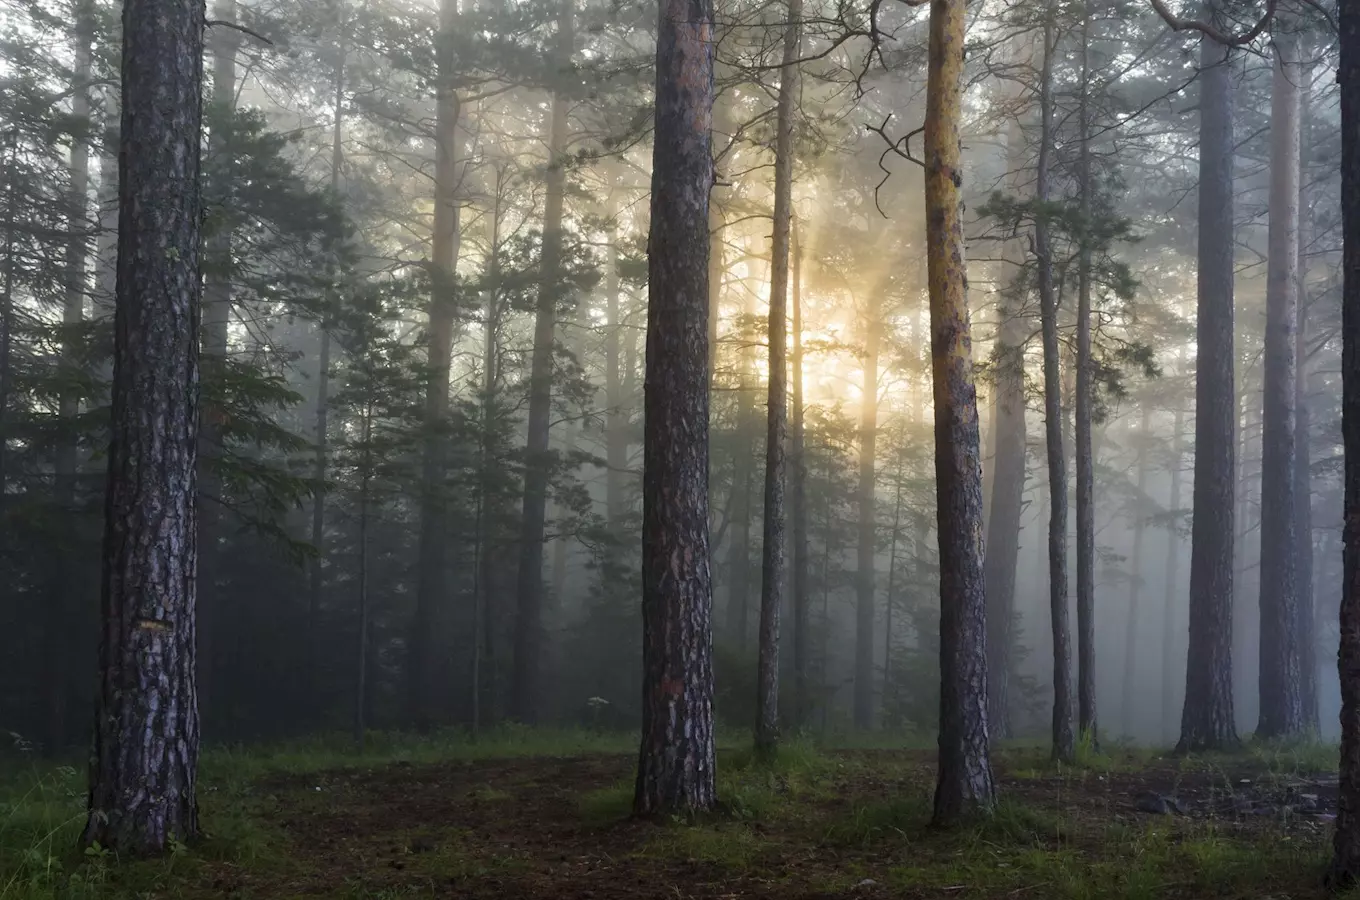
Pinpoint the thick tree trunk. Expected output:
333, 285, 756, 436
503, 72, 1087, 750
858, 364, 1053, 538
854, 290, 880, 732
1329, 2, 1360, 882
633, 0, 717, 817
791, 217, 811, 730
409, 0, 462, 728
513, 0, 574, 723
83, 0, 204, 851
1178, 10, 1238, 753
755, 0, 800, 757
1256, 31, 1304, 739
1074, 6, 1097, 747
1037, 18, 1074, 765
1295, 60, 1318, 732
1122, 404, 1151, 737
925, 0, 995, 825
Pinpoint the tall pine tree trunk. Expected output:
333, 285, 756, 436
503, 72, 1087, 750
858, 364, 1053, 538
514, 0, 574, 722
410, 0, 462, 728
1037, 16, 1074, 765
605, 192, 627, 527
755, 0, 800, 756
1074, 3, 1097, 746
634, 0, 717, 817
926, 0, 995, 825
1257, 29, 1304, 738
1162, 400, 1185, 745
1122, 404, 1151, 737
791, 217, 811, 729
83, 0, 204, 850
854, 289, 880, 731
1295, 59, 1318, 732
1328, 1, 1360, 881
1179, 4, 1239, 753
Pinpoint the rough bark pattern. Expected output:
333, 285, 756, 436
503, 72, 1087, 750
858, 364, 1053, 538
855, 290, 880, 732
1122, 405, 1150, 737
925, 0, 994, 825
1037, 18, 1074, 765
513, 0, 574, 724
1074, 7, 1097, 747
791, 218, 811, 729
83, 0, 204, 851
409, 0, 462, 728
634, 0, 717, 817
1179, 17, 1238, 753
1256, 32, 1303, 739
1331, 3, 1360, 881
755, 0, 800, 756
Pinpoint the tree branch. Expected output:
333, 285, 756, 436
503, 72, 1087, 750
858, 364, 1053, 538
1147, 0, 1276, 46
206, 19, 274, 46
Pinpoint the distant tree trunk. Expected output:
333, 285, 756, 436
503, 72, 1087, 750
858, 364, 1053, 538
1074, 5, 1097, 747
926, 0, 995, 825
46, 0, 95, 756
755, 0, 800, 757
0, 139, 11, 523
634, 0, 717, 817
1162, 401, 1185, 745
1122, 404, 1151, 737
1178, 5, 1239, 753
1295, 59, 1318, 733
513, 0, 573, 724
791, 217, 811, 729
605, 193, 627, 526
310, 11, 345, 709
1257, 30, 1304, 739
1328, 2, 1360, 882
882, 475, 904, 717
728, 345, 755, 648
409, 0, 462, 729
708, 98, 729, 381
354, 404, 372, 745
83, 0, 204, 851
854, 289, 880, 732
1037, 17, 1074, 765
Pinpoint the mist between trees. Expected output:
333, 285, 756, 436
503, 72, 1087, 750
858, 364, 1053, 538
0, 0, 1350, 855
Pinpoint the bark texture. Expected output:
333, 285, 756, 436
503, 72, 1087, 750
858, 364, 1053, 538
1332, 0, 1360, 881
1179, 14, 1238, 753
634, 0, 717, 818
83, 0, 204, 851
925, 0, 995, 826
1256, 31, 1304, 739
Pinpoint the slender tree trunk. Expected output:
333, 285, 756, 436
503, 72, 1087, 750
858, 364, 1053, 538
354, 406, 372, 745
1295, 58, 1318, 733
634, 0, 717, 817
926, 0, 995, 825
1074, 3, 1097, 747
83, 0, 204, 850
882, 477, 903, 719
310, 11, 345, 709
409, 0, 462, 728
1122, 404, 1151, 737
1162, 400, 1185, 745
728, 318, 755, 649
1328, 2, 1360, 881
791, 217, 811, 730
755, 0, 800, 758
1179, 5, 1239, 753
854, 289, 880, 732
513, 0, 574, 723
1037, 17, 1074, 765
708, 99, 729, 381
605, 195, 628, 527
1257, 30, 1304, 739
0, 139, 13, 562
46, 0, 95, 756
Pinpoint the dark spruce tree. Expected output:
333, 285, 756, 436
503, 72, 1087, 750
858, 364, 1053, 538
83, 0, 204, 854
633, 0, 717, 818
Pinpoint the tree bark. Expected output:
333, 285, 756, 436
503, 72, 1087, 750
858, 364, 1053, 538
1037, 16, 1074, 765
513, 0, 574, 723
1329, 1, 1360, 881
755, 0, 800, 757
633, 0, 717, 818
83, 0, 204, 851
409, 0, 462, 729
854, 288, 880, 732
925, 0, 995, 825
1074, 3, 1097, 747
1178, 6, 1239, 753
1256, 30, 1304, 739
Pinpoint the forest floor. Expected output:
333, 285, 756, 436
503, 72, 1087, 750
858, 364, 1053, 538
0, 730, 1352, 899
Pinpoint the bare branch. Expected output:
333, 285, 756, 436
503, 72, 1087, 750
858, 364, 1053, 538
206, 19, 274, 46
1147, 0, 1276, 46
